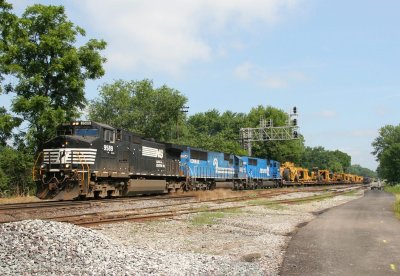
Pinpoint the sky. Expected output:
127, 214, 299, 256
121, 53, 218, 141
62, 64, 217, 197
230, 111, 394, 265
4, 0, 400, 170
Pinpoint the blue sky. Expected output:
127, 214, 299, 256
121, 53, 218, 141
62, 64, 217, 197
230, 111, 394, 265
4, 0, 400, 170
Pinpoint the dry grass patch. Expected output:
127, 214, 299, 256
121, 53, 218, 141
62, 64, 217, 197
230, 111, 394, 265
0, 195, 40, 204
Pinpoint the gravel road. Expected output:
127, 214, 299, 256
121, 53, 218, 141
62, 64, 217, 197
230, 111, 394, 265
0, 190, 364, 275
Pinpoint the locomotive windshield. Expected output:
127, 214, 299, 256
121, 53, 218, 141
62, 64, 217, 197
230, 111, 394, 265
56, 126, 99, 137
75, 128, 99, 137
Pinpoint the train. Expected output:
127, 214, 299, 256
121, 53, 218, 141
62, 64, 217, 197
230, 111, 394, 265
33, 121, 364, 200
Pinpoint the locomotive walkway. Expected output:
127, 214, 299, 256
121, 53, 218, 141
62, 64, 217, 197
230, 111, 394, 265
281, 189, 400, 275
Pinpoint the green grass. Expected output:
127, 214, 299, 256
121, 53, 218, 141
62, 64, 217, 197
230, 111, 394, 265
384, 185, 400, 218
191, 211, 226, 225
247, 199, 286, 210
220, 207, 243, 214
343, 190, 358, 196
384, 184, 400, 194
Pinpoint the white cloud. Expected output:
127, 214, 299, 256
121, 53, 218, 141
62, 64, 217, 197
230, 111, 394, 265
320, 110, 336, 118
233, 61, 309, 89
75, 0, 301, 75
261, 77, 288, 89
234, 62, 254, 80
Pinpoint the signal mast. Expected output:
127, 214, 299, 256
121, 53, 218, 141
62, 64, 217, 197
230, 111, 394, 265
239, 106, 299, 156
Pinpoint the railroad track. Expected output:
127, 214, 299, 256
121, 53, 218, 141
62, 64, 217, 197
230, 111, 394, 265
0, 185, 363, 225
0, 194, 195, 213
53, 185, 364, 226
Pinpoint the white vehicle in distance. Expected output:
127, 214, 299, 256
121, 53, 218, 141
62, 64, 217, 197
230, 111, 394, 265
370, 179, 383, 190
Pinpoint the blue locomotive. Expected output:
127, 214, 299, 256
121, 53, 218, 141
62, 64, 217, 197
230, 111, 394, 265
34, 121, 281, 200
180, 147, 280, 190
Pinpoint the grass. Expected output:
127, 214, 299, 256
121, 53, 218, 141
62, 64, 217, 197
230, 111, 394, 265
343, 190, 358, 196
220, 207, 243, 214
247, 199, 286, 210
0, 195, 40, 204
191, 211, 226, 226
384, 185, 400, 218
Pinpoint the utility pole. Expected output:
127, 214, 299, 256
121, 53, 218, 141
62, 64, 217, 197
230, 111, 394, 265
240, 107, 299, 156
176, 106, 189, 140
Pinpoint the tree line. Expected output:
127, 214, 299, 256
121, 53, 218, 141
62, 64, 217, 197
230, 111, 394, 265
372, 125, 400, 184
0, 2, 376, 196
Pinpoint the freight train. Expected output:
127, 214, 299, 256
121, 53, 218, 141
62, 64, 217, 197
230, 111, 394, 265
33, 121, 364, 200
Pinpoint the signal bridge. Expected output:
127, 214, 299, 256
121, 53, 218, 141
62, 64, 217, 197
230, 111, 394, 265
240, 107, 299, 156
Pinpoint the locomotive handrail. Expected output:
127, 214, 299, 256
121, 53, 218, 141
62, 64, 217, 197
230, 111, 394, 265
75, 151, 86, 190
32, 152, 43, 181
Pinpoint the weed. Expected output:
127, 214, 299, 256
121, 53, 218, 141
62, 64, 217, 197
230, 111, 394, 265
220, 207, 243, 214
0, 196, 40, 204
343, 190, 358, 196
385, 184, 400, 194
385, 185, 400, 218
191, 211, 225, 226
197, 205, 210, 212
247, 199, 286, 210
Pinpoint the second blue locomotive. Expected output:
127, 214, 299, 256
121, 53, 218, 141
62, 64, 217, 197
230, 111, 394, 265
181, 147, 280, 190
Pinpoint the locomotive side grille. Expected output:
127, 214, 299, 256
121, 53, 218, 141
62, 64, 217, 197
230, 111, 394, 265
43, 148, 97, 165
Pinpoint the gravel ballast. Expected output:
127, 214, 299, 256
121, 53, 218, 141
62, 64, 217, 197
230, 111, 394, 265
0, 190, 364, 275
0, 220, 263, 275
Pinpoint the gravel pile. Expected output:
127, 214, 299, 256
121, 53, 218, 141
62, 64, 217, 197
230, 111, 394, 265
0, 219, 264, 275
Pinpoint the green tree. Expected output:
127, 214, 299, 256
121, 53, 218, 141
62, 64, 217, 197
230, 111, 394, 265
0, 2, 106, 150
0, 106, 22, 146
347, 164, 377, 178
0, 146, 34, 196
89, 79, 188, 141
372, 124, 400, 183
246, 105, 305, 162
300, 146, 350, 173
182, 109, 247, 155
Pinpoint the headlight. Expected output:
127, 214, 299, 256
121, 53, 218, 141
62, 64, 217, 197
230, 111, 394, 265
65, 164, 70, 169
40, 164, 46, 169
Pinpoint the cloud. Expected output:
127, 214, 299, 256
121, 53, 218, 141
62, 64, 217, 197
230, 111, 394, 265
320, 110, 336, 118
261, 78, 288, 89
233, 61, 309, 89
234, 62, 254, 80
74, 0, 301, 75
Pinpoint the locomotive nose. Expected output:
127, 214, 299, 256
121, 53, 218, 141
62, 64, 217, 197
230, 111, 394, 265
46, 135, 91, 148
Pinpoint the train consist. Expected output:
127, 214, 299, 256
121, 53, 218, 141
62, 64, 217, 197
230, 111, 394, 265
34, 121, 364, 200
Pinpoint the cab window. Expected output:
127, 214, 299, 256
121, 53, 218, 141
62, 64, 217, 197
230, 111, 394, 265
104, 129, 115, 143
75, 128, 99, 137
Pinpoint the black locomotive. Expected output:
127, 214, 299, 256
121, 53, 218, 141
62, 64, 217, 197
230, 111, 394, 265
35, 121, 186, 200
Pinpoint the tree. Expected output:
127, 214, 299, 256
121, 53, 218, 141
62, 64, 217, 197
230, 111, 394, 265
0, 145, 34, 196
89, 79, 188, 141
0, 2, 106, 150
0, 107, 22, 146
182, 109, 247, 155
372, 124, 400, 183
347, 164, 377, 178
246, 105, 305, 162
299, 146, 351, 173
